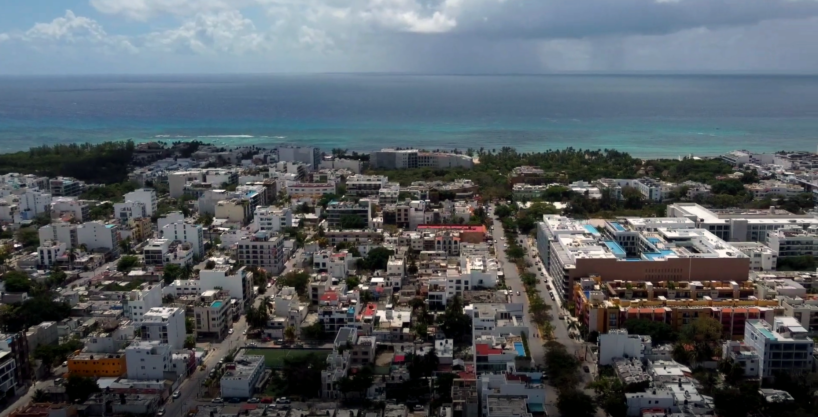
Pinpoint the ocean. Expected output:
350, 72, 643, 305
1, 74, 818, 158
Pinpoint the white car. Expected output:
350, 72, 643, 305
228, 329, 234, 335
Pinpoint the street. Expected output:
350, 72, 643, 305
489, 205, 599, 417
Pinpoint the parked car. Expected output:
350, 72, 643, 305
247, 397, 260, 404
228, 329, 234, 335
172, 391, 181, 399
212, 398, 224, 404
157, 408, 166, 416
276, 397, 291, 404
260, 397, 274, 404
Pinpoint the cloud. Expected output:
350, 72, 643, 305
0, 33, 9, 43
2, 10, 138, 53
89, 0, 249, 20
142, 10, 268, 55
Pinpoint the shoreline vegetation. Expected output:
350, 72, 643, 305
1, 141, 813, 221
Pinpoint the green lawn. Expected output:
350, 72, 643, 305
244, 348, 330, 368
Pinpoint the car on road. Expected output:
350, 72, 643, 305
276, 397, 291, 404
228, 328, 234, 334
516, 291, 520, 296
247, 397, 260, 403
260, 397, 274, 404
212, 398, 224, 404
172, 391, 181, 399
157, 408, 166, 416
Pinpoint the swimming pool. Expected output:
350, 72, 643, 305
212, 301, 223, 308
514, 342, 526, 357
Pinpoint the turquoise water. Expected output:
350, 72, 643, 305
2, 74, 818, 157
211, 301, 223, 308
514, 342, 526, 357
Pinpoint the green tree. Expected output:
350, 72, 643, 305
623, 319, 677, 344
284, 326, 297, 343
301, 322, 325, 340
15, 227, 39, 248
338, 366, 375, 399
557, 389, 597, 417
345, 276, 360, 289
680, 317, 723, 344
358, 247, 395, 271
3, 271, 32, 293
163, 263, 182, 285
339, 214, 366, 229
31, 389, 48, 403
277, 271, 311, 296
437, 296, 472, 341
184, 335, 196, 349
65, 375, 101, 403
117, 256, 140, 273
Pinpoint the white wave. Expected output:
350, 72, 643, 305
154, 135, 171, 138
274, 136, 286, 139
199, 135, 255, 138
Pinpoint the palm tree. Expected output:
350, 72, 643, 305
31, 389, 48, 403
284, 326, 297, 343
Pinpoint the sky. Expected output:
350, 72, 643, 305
3, 0, 818, 74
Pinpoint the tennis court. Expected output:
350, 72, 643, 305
245, 348, 330, 368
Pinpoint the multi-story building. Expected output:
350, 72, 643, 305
199, 262, 254, 306
143, 239, 171, 266
508, 166, 547, 185
324, 230, 383, 246
51, 197, 89, 222
235, 232, 285, 275
321, 327, 354, 399
77, 221, 119, 256
253, 206, 292, 233
326, 200, 371, 229
220, 353, 265, 398
38, 222, 79, 249
140, 307, 186, 350
731, 241, 778, 271
312, 250, 356, 279
597, 177, 676, 202
417, 225, 487, 243
68, 352, 127, 378
160, 221, 204, 257
378, 183, 401, 205
37, 240, 66, 268
0, 351, 17, 395
465, 304, 528, 338
511, 184, 549, 201
780, 296, 818, 333
744, 318, 814, 379
125, 341, 172, 381
346, 175, 388, 197
573, 284, 778, 338
285, 182, 336, 203
276, 145, 321, 170
537, 215, 750, 299
123, 189, 157, 217
370, 149, 474, 170
745, 180, 805, 199
193, 294, 231, 341
767, 226, 818, 260
122, 283, 163, 322
168, 169, 238, 198
666, 203, 818, 243
0, 332, 28, 385
49, 177, 83, 197
114, 200, 147, 222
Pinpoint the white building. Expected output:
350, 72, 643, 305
666, 203, 818, 243
321, 327, 355, 399
220, 353, 265, 398
745, 180, 805, 199
123, 189, 158, 217
122, 283, 163, 322
50, 197, 89, 222
16, 188, 52, 218
598, 329, 648, 366
236, 232, 285, 275
512, 184, 549, 201
140, 307, 186, 350
199, 262, 254, 306
464, 303, 527, 337
346, 175, 388, 197
744, 318, 814, 379
732, 242, 778, 271
37, 240, 66, 268
163, 279, 202, 298
114, 201, 147, 221
276, 145, 321, 170
160, 221, 204, 257
253, 206, 292, 233
77, 221, 119, 253
478, 374, 546, 417
369, 149, 474, 170
285, 182, 336, 203
143, 239, 171, 266
125, 341, 172, 381
39, 222, 78, 249
767, 226, 818, 259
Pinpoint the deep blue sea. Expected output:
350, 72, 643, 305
1, 74, 818, 158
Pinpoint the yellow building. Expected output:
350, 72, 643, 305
67, 353, 127, 378
130, 217, 153, 243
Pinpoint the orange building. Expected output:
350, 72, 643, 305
416, 225, 487, 243
67, 353, 127, 378
574, 282, 779, 339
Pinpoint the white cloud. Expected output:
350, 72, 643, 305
89, 0, 249, 20
142, 10, 268, 54
5, 10, 138, 53
0, 33, 9, 43
298, 26, 336, 51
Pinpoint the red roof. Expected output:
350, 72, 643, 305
363, 303, 377, 317
475, 343, 502, 355
320, 292, 339, 301
394, 355, 406, 363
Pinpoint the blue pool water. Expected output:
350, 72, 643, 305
514, 342, 526, 357
212, 301, 223, 308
